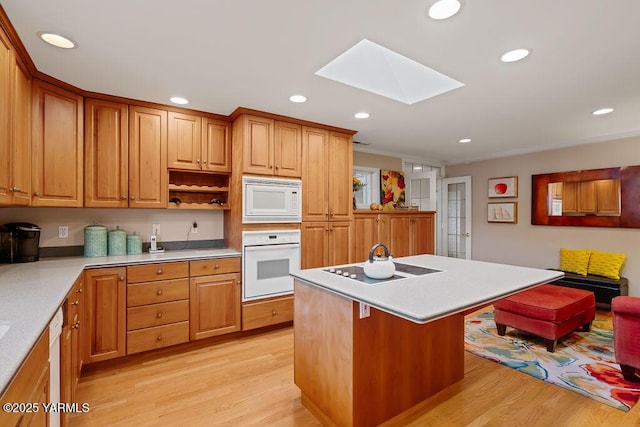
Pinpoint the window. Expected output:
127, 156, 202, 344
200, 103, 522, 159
353, 167, 380, 209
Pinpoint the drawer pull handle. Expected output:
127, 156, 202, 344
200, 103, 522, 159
77, 288, 83, 294
73, 321, 80, 329
157, 289, 163, 296
157, 312, 162, 318
272, 310, 277, 316
157, 335, 162, 341
72, 300, 79, 306
214, 264, 220, 269
157, 269, 163, 275
119, 275, 125, 281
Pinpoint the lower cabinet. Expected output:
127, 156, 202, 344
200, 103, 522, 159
0, 329, 49, 427
242, 296, 294, 331
301, 221, 351, 269
84, 267, 126, 363
189, 258, 241, 340
61, 274, 84, 426
126, 262, 190, 354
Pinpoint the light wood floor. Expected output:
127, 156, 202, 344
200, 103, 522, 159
71, 311, 640, 427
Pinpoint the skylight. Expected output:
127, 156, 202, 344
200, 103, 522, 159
315, 39, 464, 105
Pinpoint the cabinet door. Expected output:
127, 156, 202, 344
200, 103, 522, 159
242, 115, 273, 175
202, 118, 231, 172
578, 180, 597, 213
388, 215, 411, 257
302, 127, 329, 221
168, 111, 201, 170
189, 273, 241, 340
274, 121, 301, 177
129, 105, 167, 208
596, 179, 620, 214
562, 181, 578, 213
84, 268, 126, 363
301, 222, 329, 269
329, 221, 351, 266
353, 213, 379, 263
84, 99, 128, 207
0, 28, 11, 205
328, 132, 353, 222
31, 80, 83, 207
412, 213, 435, 255
9, 56, 31, 206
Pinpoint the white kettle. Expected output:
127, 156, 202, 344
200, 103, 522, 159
363, 244, 396, 279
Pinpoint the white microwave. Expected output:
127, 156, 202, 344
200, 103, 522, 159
242, 176, 302, 223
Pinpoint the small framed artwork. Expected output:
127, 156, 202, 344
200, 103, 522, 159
488, 202, 518, 223
488, 176, 518, 198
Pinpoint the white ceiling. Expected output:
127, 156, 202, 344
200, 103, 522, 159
3, 0, 640, 165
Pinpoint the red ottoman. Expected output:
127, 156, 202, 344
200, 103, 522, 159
494, 284, 595, 352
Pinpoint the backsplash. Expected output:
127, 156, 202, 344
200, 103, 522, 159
0, 208, 224, 248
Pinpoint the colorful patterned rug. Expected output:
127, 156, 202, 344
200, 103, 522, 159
464, 311, 640, 412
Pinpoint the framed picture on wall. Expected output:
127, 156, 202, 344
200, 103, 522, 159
488, 176, 518, 198
488, 202, 518, 223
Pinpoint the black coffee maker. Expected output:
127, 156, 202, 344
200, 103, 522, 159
0, 223, 41, 263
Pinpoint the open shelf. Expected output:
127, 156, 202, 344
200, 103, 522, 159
168, 171, 230, 210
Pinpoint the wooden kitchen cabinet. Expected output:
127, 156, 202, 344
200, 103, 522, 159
301, 221, 351, 269
31, 79, 83, 207
84, 98, 129, 207
126, 261, 190, 354
238, 114, 302, 177
61, 275, 84, 426
561, 181, 579, 213
128, 105, 167, 208
0, 329, 49, 427
189, 257, 241, 340
302, 127, 352, 222
0, 29, 31, 207
561, 179, 620, 215
84, 267, 126, 363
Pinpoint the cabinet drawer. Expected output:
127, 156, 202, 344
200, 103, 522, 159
127, 278, 189, 307
127, 261, 189, 283
127, 300, 189, 331
190, 257, 240, 277
242, 296, 293, 331
126, 321, 189, 355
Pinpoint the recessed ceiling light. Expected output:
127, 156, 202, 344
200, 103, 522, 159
459, 138, 471, 143
170, 97, 189, 105
289, 94, 307, 103
38, 32, 76, 49
427, 0, 462, 20
592, 107, 614, 116
500, 49, 530, 63
354, 112, 370, 119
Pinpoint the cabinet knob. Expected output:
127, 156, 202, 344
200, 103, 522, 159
157, 312, 162, 318
272, 310, 277, 316
203, 159, 207, 163
197, 159, 201, 163
269, 165, 273, 169
157, 335, 162, 341
130, 195, 135, 200
119, 275, 125, 281
121, 195, 127, 200
214, 264, 220, 269
73, 321, 80, 329
72, 300, 79, 306
236, 280, 241, 285
33, 191, 40, 197
157, 268, 163, 275
77, 288, 83, 294
157, 289, 163, 296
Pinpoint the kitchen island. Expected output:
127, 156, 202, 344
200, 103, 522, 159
290, 254, 563, 427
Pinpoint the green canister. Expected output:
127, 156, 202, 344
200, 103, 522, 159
127, 233, 143, 255
108, 226, 127, 256
84, 224, 108, 257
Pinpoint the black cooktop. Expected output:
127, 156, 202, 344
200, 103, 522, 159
323, 262, 441, 284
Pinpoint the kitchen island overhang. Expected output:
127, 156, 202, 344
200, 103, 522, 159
291, 255, 564, 427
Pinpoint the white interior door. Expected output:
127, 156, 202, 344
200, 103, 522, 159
440, 176, 472, 259
406, 170, 437, 211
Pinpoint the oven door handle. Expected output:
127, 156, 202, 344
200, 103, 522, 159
244, 243, 300, 252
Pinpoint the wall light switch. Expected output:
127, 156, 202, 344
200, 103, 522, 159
58, 226, 69, 239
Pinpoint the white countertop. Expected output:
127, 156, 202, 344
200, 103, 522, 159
291, 254, 564, 324
0, 248, 240, 395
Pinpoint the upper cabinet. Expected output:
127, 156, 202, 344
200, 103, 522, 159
84, 98, 129, 208
0, 29, 31, 206
302, 127, 352, 222
128, 105, 168, 208
238, 115, 302, 178
167, 113, 231, 173
31, 79, 83, 207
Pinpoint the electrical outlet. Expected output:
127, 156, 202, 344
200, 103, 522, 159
359, 303, 370, 319
58, 226, 69, 239
152, 223, 160, 236
191, 221, 198, 234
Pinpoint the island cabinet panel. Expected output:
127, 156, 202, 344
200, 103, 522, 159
84, 98, 129, 207
84, 267, 127, 363
31, 79, 83, 207
294, 280, 464, 427
0, 329, 49, 427
128, 105, 167, 208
